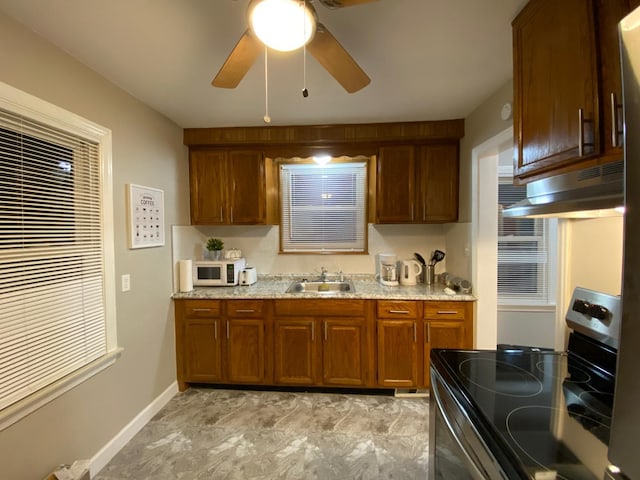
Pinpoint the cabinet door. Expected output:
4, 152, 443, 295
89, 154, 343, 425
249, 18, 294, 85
513, 0, 599, 183
376, 146, 415, 223
423, 320, 466, 388
189, 150, 227, 224
227, 150, 266, 224
183, 318, 223, 383
225, 318, 265, 384
597, 0, 636, 162
415, 144, 459, 222
322, 318, 367, 386
273, 318, 318, 385
376, 319, 418, 387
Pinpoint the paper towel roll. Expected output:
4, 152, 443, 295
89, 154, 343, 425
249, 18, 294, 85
179, 259, 193, 292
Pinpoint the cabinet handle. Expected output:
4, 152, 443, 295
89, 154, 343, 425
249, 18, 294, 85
411, 204, 414, 220
611, 92, 623, 148
192, 308, 211, 312
389, 310, 410, 314
425, 323, 430, 343
220, 206, 224, 223
311, 321, 315, 341
226, 320, 230, 340
437, 310, 459, 315
423, 200, 426, 221
231, 206, 234, 223
413, 322, 417, 343
214, 321, 218, 340
324, 321, 328, 341
578, 108, 593, 157
235, 309, 255, 313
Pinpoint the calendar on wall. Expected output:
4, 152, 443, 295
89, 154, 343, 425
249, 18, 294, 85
127, 184, 165, 249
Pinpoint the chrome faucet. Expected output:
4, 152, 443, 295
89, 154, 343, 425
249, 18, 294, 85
320, 266, 328, 282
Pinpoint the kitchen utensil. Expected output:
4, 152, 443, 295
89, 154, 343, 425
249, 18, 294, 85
414, 252, 427, 266
399, 259, 422, 286
430, 250, 446, 266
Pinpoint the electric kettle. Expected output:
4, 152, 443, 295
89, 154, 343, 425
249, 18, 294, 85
399, 259, 423, 286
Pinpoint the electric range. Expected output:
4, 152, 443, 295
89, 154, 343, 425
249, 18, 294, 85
429, 288, 620, 480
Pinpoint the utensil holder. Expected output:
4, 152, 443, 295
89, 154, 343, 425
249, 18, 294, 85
425, 265, 435, 285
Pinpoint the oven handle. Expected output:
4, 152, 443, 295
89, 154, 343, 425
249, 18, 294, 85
431, 371, 494, 480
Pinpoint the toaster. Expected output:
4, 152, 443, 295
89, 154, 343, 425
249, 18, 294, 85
239, 266, 257, 286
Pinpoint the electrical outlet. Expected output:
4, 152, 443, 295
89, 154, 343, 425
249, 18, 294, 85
121, 274, 131, 292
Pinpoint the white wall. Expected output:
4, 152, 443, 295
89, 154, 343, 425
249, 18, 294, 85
172, 223, 449, 288
0, 11, 188, 479
565, 217, 624, 297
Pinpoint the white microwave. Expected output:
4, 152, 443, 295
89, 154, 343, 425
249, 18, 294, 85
192, 258, 246, 286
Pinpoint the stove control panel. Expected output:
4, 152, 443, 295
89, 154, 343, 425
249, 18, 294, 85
572, 299, 610, 321
566, 287, 621, 349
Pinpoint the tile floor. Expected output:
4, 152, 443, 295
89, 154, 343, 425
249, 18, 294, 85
94, 387, 429, 480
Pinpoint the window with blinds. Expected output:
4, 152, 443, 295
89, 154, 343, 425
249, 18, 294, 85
0, 86, 115, 416
498, 180, 551, 305
280, 161, 367, 253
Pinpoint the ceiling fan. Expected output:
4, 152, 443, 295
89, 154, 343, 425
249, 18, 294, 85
212, 0, 377, 93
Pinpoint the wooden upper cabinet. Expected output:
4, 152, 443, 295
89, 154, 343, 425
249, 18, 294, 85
189, 149, 266, 225
415, 144, 459, 222
513, 0, 634, 184
376, 145, 415, 223
189, 150, 227, 225
376, 144, 459, 223
227, 150, 266, 224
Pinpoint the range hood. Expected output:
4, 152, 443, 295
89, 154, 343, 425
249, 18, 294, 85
502, 160, 625, 218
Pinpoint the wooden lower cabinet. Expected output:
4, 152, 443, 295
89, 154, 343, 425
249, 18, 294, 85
376, 319, 419, 387
272, 299, 370, 387
183, 317, 223, 384
274, 318, 318, 384
422, 301, 474, 388
175, 298, 473, 392
226, 318, 266, 384
175, 299, 266, 391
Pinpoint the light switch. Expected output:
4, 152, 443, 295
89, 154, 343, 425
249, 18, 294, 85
121, 274, 131, 292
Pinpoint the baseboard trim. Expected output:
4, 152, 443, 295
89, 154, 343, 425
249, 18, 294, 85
90, 381, 178, 476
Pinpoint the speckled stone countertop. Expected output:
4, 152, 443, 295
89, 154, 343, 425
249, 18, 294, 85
172, 274, 476, 301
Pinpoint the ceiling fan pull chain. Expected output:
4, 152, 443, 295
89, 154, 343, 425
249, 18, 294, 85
263, 46, 271, 123
302, 0, 309, 98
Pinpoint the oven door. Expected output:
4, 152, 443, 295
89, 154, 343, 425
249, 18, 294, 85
429, 367, 507, 480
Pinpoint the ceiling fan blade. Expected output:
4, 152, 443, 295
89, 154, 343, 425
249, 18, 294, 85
212, 29, 262, 88
306, 23, 371, 93
318, 0, 378, 7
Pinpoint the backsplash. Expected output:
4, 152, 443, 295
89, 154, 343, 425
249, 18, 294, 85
172, 223, 448, 290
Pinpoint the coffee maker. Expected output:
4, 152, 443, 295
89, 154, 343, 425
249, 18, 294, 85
376, 253, 399, 286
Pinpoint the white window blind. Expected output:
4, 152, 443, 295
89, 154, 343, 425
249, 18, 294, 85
498, 180, 551, 305
280, 161, 367, 253
0, 107, 108, 411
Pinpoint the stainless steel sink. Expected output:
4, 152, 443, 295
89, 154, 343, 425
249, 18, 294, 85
285, 279, 355, 294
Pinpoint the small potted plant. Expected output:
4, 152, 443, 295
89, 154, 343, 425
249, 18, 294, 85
206, 237, 224, 260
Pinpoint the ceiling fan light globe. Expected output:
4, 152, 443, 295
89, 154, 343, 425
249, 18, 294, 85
249, 0, 316, 52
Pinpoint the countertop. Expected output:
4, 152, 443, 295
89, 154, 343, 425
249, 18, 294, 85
172, 274, 476, 301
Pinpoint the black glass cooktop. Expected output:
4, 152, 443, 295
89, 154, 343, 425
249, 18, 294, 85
431, 343, 616, 480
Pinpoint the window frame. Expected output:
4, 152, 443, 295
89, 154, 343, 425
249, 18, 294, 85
497, 166, 557, 307
0, 81, 119, 431
278, 156, 369, 254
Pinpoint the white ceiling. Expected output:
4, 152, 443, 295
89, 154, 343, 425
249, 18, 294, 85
0, 0, 527, 128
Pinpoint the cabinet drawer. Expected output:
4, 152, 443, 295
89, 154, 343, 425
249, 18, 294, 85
226, 300, 265, 317
274, 299, 366, 317
424, 302, 466, 320
376, 300, 419, 318
182, 300, 221, 318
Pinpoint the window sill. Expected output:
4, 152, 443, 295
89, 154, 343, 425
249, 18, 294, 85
498, 304, 556, 313
0, 348, 123, 432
